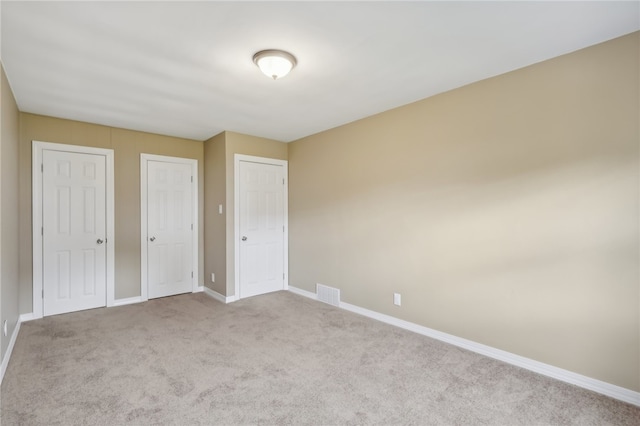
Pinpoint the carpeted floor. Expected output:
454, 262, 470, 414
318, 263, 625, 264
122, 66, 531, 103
1, 291, 638, 425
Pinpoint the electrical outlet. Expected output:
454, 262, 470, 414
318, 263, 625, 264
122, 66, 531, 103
393, 293, 401, 306
211, 273, 215, 283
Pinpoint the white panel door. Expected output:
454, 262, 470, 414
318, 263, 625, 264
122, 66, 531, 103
147, 160, 194, 299
43, 150, 107, 316
239, 161, 285, 298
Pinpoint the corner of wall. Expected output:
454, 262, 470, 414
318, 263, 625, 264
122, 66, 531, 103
203, 132, 228, 295
1, 61, 21, 367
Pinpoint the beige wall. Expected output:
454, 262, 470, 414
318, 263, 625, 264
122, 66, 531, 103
18, 113, 205, 312
1, 63, 20, 360
203, 132, 227, 294
288, 32, 640, 391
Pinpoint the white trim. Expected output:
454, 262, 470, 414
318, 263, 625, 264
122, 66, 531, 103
288, 285, 316, 300
234, 154, 288, 300
287, 285, 640, 407
19, 313, 37, 323
112, 296, 144, 307
0, 317, 21, 385
140, 154, 199, 302
202, 286, 238, 304
32, 141, 115, 319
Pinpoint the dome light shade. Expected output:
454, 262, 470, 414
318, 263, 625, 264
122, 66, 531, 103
253, 50, 297, 80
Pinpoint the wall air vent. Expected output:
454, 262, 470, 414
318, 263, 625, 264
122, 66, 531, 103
316, 284, 340, 307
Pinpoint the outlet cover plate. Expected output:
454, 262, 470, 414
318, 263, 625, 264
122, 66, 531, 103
394, 293, 401, 306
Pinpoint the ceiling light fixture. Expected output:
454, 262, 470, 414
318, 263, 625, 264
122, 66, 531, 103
253, 49, 297, 80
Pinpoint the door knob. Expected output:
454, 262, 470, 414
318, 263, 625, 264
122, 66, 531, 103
97, 239, 104, 245
150, 236, 156, 242
242, 236, 247, 241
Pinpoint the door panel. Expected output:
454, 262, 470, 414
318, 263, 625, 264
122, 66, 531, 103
239, 161, 285, 298
43, 150, 107, 316
147, 160, 194, 299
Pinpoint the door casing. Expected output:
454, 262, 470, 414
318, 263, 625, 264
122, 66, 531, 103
32, 141, 115, 319
234, 154, 288, 300
140, 153, 199, 301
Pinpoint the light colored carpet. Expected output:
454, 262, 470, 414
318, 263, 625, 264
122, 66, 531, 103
1, 291, 638, 425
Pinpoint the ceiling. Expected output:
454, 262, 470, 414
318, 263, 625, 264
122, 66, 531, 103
2, 2, 638, 143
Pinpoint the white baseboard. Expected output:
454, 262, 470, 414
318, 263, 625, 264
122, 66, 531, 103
288, 285, 640, 407
288, 285, 316, 299
112, 296, 144, 307
0, 317, 22, 385
19, 313, 37, 323
203, 286, 237, 304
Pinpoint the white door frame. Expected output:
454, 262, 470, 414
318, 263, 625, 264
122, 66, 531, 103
32, 141, 115, 319
234, 154, 288, 300
140, 154, 199, 301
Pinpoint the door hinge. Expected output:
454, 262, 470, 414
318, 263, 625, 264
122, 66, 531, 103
283, 273, 285, 280
41, 227, 43, 236
191, 271, 194, 278
191, 176, 193, 183
282, 178, 285, 185
191, 224, 193, 230
42, 289, 44, 298
41, 164, 44, 172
